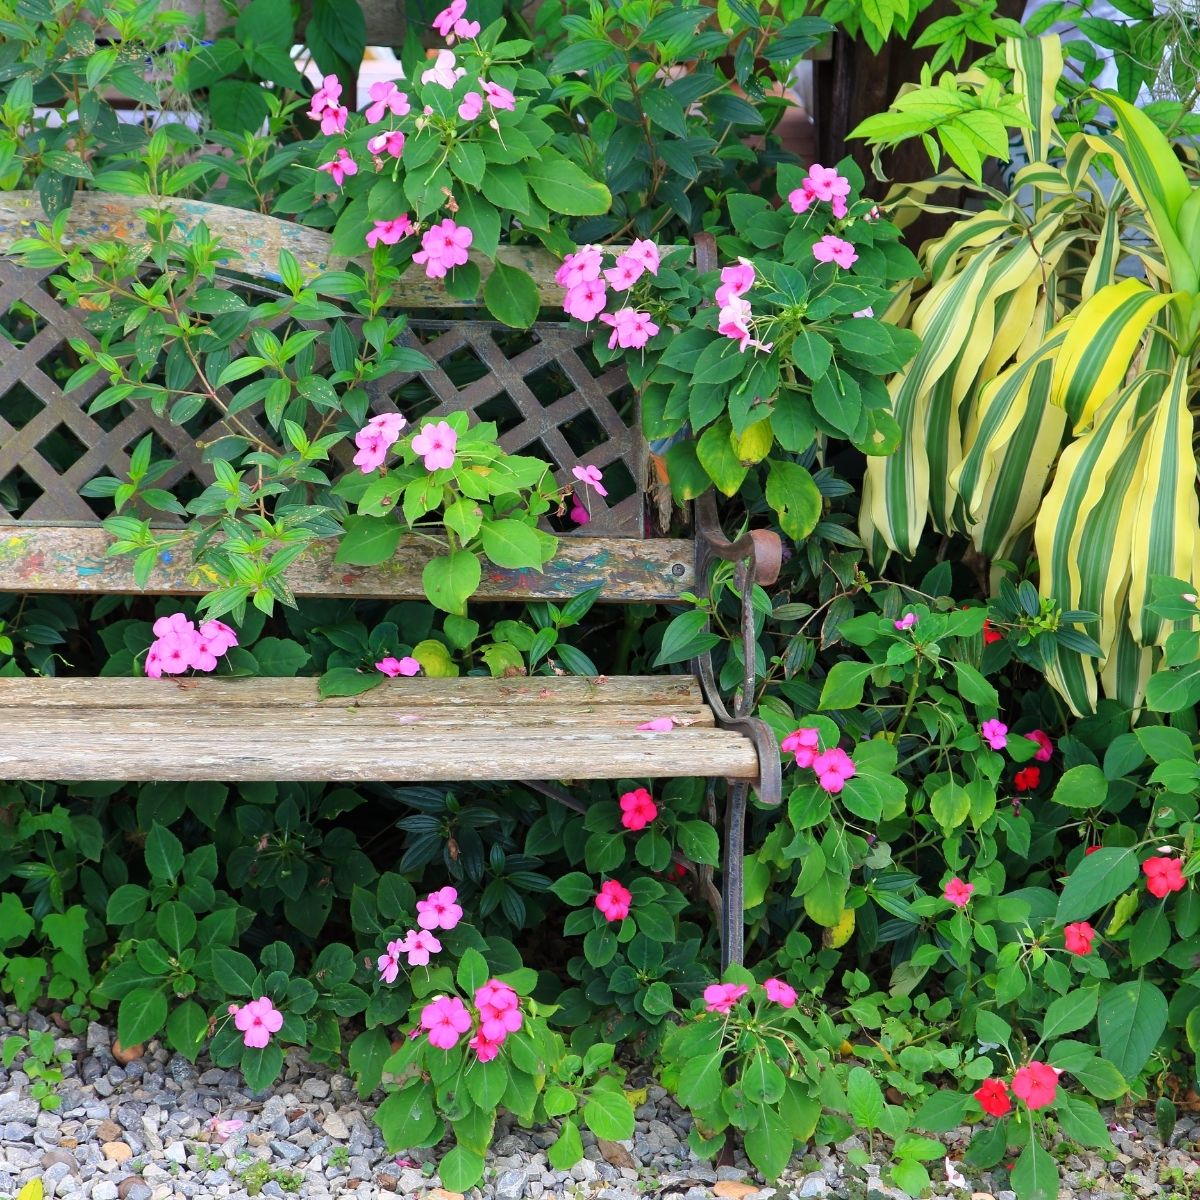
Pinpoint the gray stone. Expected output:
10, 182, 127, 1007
164, 1141, 188, 1164
270, 1139, 306, 1162
796, 1174, 828, 1197
40, 1149, 78, 1174
323, 1113, 350, 1140
0, 1098, 38, 1123
570, 1159, 597, 1183
494, 1167, 527, 1200
4, 1121, 32, 1139
717, 1167, 748, 1181
94, 1076, 115, 1098
92, 1183, 120, 1200
302, 1078, 330, 1100
42, 1161, 73, 1188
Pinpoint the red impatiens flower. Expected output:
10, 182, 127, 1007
982, 618, 1003, 645
974, 1078, 1012, 1117
1063, 921, 1095, 956
1011, 1061, 1058, 1110
1014, 766, 1041, 793
1142, 855, 1186, 899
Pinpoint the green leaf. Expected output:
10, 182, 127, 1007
1011, 1130, 1058, 1200
376, 1084, 438, 1150
1056, 1096, 1112, 1149
318, 667, 381, 700
145, 823, 184, 883
1051, 764, 1108, 809
349, 1028, 392, 1097
439, 1144, 484, 1191
676, 820, 720, 867
930, 780, 970, 833
336, 515, 403, 566
105, 884, 149, 926
208, 79, 271, 133
765, 459, 822, 540
846, 1066, 885, 1131
483, 262, 540, 329
1055, 847, 1139, 924
652, 609, 721, 668
480, 519, 545, 569
165, 1000, 209, 1060
524, 150, 611, 216
550, 872, 594, 906
456, 948, 489, 996
212, 947, 258, 996
742, 1050, 786, 1104
1098, 978, 1167, 1078
241, 1042, 284, 1092
547, 1118, 584, 1170
422, 550, 482, 615
818, 660, 873, 710
155, 901, 197, 955
118, 987, 167, 1047
1042, 988, 1099, 1041
743, 1103, 792, 1180
697, 421, 748, 496
582, 1089, 635, 1140
237, 0, 291, 44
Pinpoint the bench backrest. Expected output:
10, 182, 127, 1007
0, 193, 696, 602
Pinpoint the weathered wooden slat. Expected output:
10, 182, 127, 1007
0, 676, 704, 708
0, 191, 572, 303
0, 717, 758, 782
0, 525, 694, 601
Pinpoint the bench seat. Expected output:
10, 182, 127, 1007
0, 676, 762, 783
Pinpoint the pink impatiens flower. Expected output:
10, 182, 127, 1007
417, 886, 463, 931
366, 215, 413, 249
420, 996, 472, 1049
563, 279, 608, 322
782, 727, 821, 768
475, 979, 522, 1042
353, 411, 407, 473
568, 494, 590, 525
595, 880, 632, 922
625, 238, 660, 276
943, 877, 974, 908
619, 787, 658, 831
853, 306, 875, 318
703, 983, 748, 1014
812, 747, 856, 794
599, 308, 659, 350
377, 656, 421, 677
1063, 921, 1095, 956
1025, 729, 1054, 761
1143, 855, 1187, 899
469, 1030, 502, 1062
763, 977, 797, 1007
208, 1117, 244, 1142
432, 0, 466, 37
459, 91, 483, 121
788, 164, 851, 218
367, 130, 406, 160
399, 928, 442, 966
981, 719, 1008, 750
377, 938, 404, 984
145, 613, 236, 678
232, 997, 283, 1049
604, 254, 645, 292
637, 717, 674, 731
412, 218, 473, 279
317, 148, 357, 188
571, 464, 607, 497
717, 296, 773, 354
319, 104, 349, 136
812, 235, 858, 269
714, 258, 754, 308
894, 612, 917, 631
365, 81, 410, 124
411, 420, 459, 471
482, 80, 516, 111
1011, 1061, 1058, 1110
421, 49, 465, 88
555, 246, 603, 289
308, 74, 342, 121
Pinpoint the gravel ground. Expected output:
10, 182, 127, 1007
1, 1006, 1197, 1200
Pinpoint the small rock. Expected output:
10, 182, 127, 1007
102, 1141, 133, 1164
4, 1122, 32, 1140
112, 1040, 144, 1066
42, 1162, 73, 1189
40, 1149, 78, 1173
427, 1191, 465, 1200
713, 1184, 759, 1200
494, 1168, 526, 1200
302, 1079, 331, 1100
796, 1175, 828, 1198
96, 1119, 123, 1142
163, 1142, 187, 1164
323, 1113, 350, 1140
93, 1184, 120, 1200
94, 1077, 115, 1098
596, 1140, 636, 1170
717, 1167, 749, 1182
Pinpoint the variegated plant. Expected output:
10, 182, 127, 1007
861, 35, 1200, 715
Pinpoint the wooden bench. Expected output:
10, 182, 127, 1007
0, 192, 781, 965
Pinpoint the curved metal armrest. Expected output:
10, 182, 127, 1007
692, 490, 783, 806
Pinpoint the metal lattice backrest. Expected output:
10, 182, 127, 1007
0, 193, 646, 537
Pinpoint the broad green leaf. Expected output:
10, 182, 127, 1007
1098, 978, 1167, 1077
523, 150, 611, 216
483, 262, 540, 329
1055, 847, 1139, 924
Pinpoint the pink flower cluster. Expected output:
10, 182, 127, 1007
229, 997, 283, 1049
568, 464, 606, 524
376, 886, 463, 982
411, 420, 458, 471
619, 787, 658, 831
433, 0, 480, 41
702, 975, 797, 1014
308, 74, 348, 135
419, 977, 523, 1060
714, 258, 772, 355
981, 719, 1008, 750
377, 656, 421, 677
781, 727, 857, 794
943, 877, 974, 908
366, 215, 413, 248
595, 880, 632, 922
788, 163, 851, 219
556, 243, 660, 348
145, 613, 237, 678
354, 411, 406, 473
812, 235, 857, 269
365, 80, 410, 124
412, 219, 473, 279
